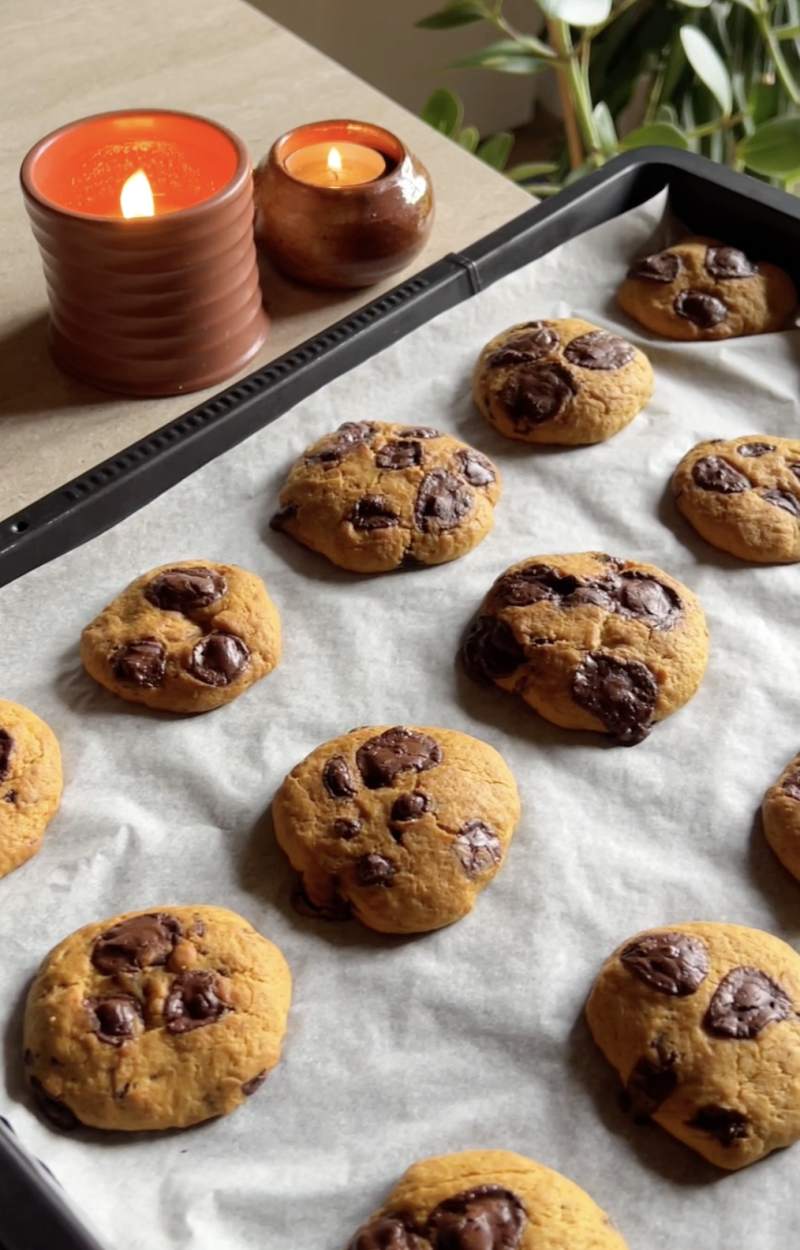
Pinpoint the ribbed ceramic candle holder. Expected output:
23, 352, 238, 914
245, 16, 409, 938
254, 120, 435, 289
20, 109, 269, 397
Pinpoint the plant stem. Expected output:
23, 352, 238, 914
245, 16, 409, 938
689, 112, 746, 139
547, 19, 601, 164
755, 7, 800, 105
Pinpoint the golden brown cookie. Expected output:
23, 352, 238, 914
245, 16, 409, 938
269, 421, 501, 573
273, 725, 520, 934
617, 237, 796, 341
80, 561, 281, 713
672, 436, 800, 562
0, 700, 62, 880
472, 317, 653, 445
586, 922, 800, 1170
762, 751, 800, 882
24, 905, 292, 1132
460, 551, 708, 746
344, 1149, 629, 1249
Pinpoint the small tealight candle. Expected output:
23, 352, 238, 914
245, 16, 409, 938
284, 141, 386, 188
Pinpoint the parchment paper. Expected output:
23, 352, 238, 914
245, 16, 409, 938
3, 191, 800, 1250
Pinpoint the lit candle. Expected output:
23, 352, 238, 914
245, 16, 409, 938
284, 141, 386, 188
120, 169, 155, 218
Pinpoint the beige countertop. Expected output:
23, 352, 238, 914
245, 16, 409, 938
1, 0, 533, 523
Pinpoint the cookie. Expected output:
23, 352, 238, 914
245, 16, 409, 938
344, 1149, 629, 1249
460, 552, 708, 746
23, 905, 292, 1132
269, 421, 501, 573
762, 751, 800, 882
672, 435, 800, 563
586, 922, 800, 1169
471, 317, 653, 445
80, 561, 281, 713
0, 700, 62, 880
617, 237, 796, 341
272, 725, 520, 934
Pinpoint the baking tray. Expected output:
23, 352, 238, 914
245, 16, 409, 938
2, 146, 800, 1249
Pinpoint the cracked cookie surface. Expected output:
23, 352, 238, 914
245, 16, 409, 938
0, 700, 62, 880
672, 435, 800, 562
273, 725, 520, 934
23, 904, 291, 1132
471, 317, 653, 445
460, 552, 708, 745
269, 421, 501, 573
80, 560, 281, 713
344, 1149, 629, 1249
617, 237, 796, 341
586, 922, 800, 1169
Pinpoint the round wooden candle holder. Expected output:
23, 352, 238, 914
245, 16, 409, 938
20, 109, 269, 398
254, 120, 435, 289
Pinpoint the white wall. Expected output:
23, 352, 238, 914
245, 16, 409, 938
245, 0, 540, 136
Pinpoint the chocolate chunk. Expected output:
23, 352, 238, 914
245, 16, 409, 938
761, 489, 800, 516
375, 440, 423, 470
499, 363, 578, 426
356, 727, 442, 789
564, 330, 636, 372
351, 496, 400, 530
737, 442, 774, 457
355, 853, 396, 887
493, 563, 580, 607
692, 456, 750, 494
704, 966, 793, 1038
487, 323, 560, 367
617, 573, 682, 630
307, 422, 376, 464
334, 818, 361, 840
427, 1184, 526, 1250
323, 756, 358, 799
347, 1215, 423, 1250
790, 464, 800, 482
572, 653, 658, 745
402, 426, 441, 439
689, 1105, 749, 1146
112, 638, 166, 688
783, 770, 800, 801
454, 449, 496, 487
706, 246, 758, 280
145, 566, 226, 613
674, 290, 728, 328
623, 1052, 678, 1123
291, 883, 351, 922
2, 790, 16, 804
621, 931, 709, 995
164, 971, 229, 1034
391, 792, 431, 821
23, 1048, 32, 1066
29, 1077, 81, 1132
461, 616, 526, 682
85, 994, 142, 1046
415, 470, 473, 533
269, 504, 298, 531
455, 820, 502, 877
188, 632, 250, 686
242, 1071, 268, 1097
0, 729, 13, 782
628, 251, 682, 283
91, 912, 182, 975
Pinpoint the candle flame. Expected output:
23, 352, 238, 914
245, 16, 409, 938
327, 147, 343, 174
120, 169, 155, 218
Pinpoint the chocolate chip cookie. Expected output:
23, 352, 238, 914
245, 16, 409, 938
471, 317, 653, 445
0, 700, 62, 880
586, 922, 800, 1169
461, 552, 708, 746
80, 561, 281, 713
272, 725, 520, 934
269, 422, 501, 573
762, 751, 800, 883
24, 905, 292, 1132
672, 436, 800, 562
344, 1149, 629, 1249
618, 237, 796, 341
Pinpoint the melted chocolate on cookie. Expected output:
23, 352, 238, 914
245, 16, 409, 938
563, 330, 635, 371
334, 818, 362, 840
391, 792, 431, 822
674, 290, 728, 328
347, 1215, 423, 1250
415, 471, 474, 533
376, 440, 423, 470
454, 449, 496, 487
704, 966, 794, 1038
0, 729, 13, 782
621, 931, 709, 995
692, 456, 750, 493
85, 994, 142, 1046
782, 770, 800, 801
705, 246, 757, 280
487, 323, 560, 368
188, 633, 250, 686
242, 1071, 268, 1097
571, 653, 658, 745
307, 422, 377, 464
623, 1051, 678, 1123
355, 853, 397, 887
491, 562, 681, 628
91, 912, 183, 975
356, 728, 442, 789
461, 616, 526, 681
269, 504, 298, 532
761, 489, 800, 516
323, 755, 359, 799
499, 363, 578, 426
29, 1076, 82, 1131
145, 567, 226, 613
426, 1185, 526, 1250
454, 820, 502, 877
112, 638, 166, 688
164, 971, 229, 1034
628, 251, 681, 283
689, 1105, 749, 1146
737, 442, 774, 457
352, 496, 400, 530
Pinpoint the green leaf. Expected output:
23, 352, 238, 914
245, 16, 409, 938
415, 1, 486, 29
672, 0, 712, 6
656, 104, 680, 126
455, 125, 480, 153
777, 23, 800, 39
447, 40, 550, 73
593, 101, 618, 155
506, 160, 560, 181
523, 183, 563, 197
421, 88, 463, 137
737, 117, 800, 175
621, 122, 691, 151
680, 25, 733, 116
727, 0, 757, 10
476, 131, 515, 171
749, 78, 780, 128
536, 0, 612, 24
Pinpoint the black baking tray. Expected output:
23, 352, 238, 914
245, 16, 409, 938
2, 146, 800, 1249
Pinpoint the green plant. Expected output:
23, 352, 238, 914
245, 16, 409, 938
417, 0, 800, 194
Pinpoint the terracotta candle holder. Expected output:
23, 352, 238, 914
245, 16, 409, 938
20, 109, 269, 397
254, 120, 435, 289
